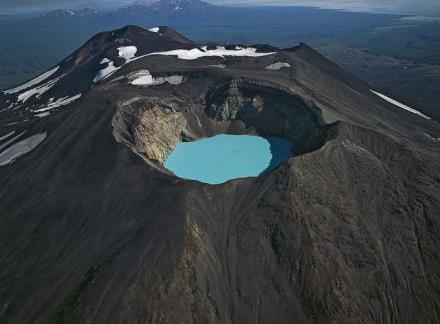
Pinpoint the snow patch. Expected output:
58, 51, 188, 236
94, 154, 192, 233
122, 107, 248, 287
135, 46, 276, 61
160, 75, 184, 85
118, 46, 138, 61
94, 61, 119, 83
94, 48, 138, 82
33, 94, 82, 112
130, 70, 184, 86
370, 90, 431, 120
100, 57, 111, 64
131, 72, 154, 85
265, 62, 291, 70
148, 27, 160, 33
0, 132, 47, 167
35, 112, 51, 118
3, 66, 59, 94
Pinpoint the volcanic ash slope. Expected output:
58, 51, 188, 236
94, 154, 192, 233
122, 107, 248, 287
0, 25, 440, 324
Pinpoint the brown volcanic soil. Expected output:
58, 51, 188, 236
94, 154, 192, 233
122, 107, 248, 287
0, 26, 440, 323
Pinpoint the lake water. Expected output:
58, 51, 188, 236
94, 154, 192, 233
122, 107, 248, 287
164, 134, 292, 184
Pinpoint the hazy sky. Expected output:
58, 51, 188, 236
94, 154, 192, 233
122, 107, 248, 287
1, 0, 440, 15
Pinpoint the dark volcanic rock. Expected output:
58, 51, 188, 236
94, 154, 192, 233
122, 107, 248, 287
0, 26, 440, 324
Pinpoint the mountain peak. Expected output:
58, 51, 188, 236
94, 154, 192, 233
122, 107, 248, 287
112, 25, 195, 45
151, 0, 217, 12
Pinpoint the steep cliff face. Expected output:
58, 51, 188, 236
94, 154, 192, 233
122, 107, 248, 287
0, 26, 439, 324
113, 97, 187, 165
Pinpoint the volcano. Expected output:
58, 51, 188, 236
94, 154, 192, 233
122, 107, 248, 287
0, 25, 439, 323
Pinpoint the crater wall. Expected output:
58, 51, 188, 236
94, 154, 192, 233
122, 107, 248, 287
113, 80, 329, 172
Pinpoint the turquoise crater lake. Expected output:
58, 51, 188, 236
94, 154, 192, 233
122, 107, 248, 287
164, 134, 292, 184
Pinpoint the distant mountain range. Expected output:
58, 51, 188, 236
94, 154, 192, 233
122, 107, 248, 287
41, 0, 223, 24
43, 8, 103, 19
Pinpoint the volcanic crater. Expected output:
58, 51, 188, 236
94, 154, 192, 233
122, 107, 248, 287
113, 78, 329, 180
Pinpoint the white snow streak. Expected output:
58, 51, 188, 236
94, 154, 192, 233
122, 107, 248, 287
0, 131, 15, 142
370, 90, 431, 120
205, 64, 226, 68
94, 46, 137, 83
94, 61, 119, 83
0, 131, 27, 151
265, 62, 291, 70
423, 133, 440, 142
33, 94, 82, 112
0, 132, 47, 166
35, 112, 51, 118
17, 76, 62, 103
141, 46, 276, 61
3, 66, 59, 94
148, 27, 160, 33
